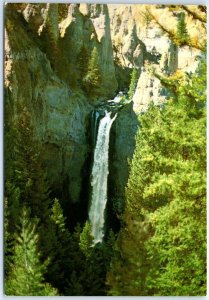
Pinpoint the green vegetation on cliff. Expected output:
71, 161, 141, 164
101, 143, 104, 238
176, 12, 190, 45
4, 3, 206, 297
128, 68, 138, 100
107, 58, 206, 296
106, 7, 206, 294
83, 47, 102, 97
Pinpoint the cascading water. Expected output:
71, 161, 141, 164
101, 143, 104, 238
89, 111, 117, 244
92, 110, 100, 146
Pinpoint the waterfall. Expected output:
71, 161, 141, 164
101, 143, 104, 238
93, 111, 100, 146
89, 111, 117, 244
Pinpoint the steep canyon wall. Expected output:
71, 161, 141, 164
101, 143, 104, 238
5, 3, 203, 207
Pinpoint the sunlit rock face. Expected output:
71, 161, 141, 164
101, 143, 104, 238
4, 3, 204, 204
106, 4, 203, 200
108, 4, 146, 70
5, 3, 119, 203
108, 4, 203, 113
58, 3, 118, 98
7, 3, 118, 101
5, 4, 90, 203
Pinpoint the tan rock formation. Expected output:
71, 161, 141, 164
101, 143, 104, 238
107, 4, 204, 113
4, 3, 206, 203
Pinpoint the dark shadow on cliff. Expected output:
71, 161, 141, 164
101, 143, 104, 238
107, 101, 139, 233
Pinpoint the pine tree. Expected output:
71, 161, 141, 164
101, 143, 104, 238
83, 47, 102, 96
4, 197, 14, 277
128, 68, 138, 100
176, 12, 190, 45
4, 105, 61, 289
79, 221, 93, 258
5, 208, 58, 296
147, 7, 205, 51
13, 107, 51, 221
107, 58, 206, 296
9, 107, 55, 260
46, 198, 73, 293
4, 93, 21, 233
51, 198, 68, 232
77, 45, 89, 87
4, 182, 21, 236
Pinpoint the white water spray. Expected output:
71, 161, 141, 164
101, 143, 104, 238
89, 111, 117, 244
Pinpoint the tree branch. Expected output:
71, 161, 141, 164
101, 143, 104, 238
147, 8, 206, 52
181, 5, 206, 24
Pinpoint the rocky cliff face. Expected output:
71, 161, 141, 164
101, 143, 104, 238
106, 4, 204, 199
110, 103, 138, 200
132, 30, 178, 112
80, 4, 118, 96
108, 4, 203, 113
58, 3, 118, 98
5, 5, 90, 203
5, 3, 117, 204
5, 3, 204, 208
109, 5, 145, 69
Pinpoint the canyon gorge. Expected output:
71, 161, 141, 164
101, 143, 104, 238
4, 3, 206, 296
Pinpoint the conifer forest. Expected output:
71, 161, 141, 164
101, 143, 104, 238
4, 3, 207, 296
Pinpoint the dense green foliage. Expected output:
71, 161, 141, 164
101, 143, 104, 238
79, 221, 93, 258
4, 5, 206, 296
83, 47, 102, 96
107, 59, 206, 295
176, 12, 190, 45
77, 45, 90, 86
128, 68, 138, 100
5, 208, 58, 296
4, 95, 115, 295
4, 59, 206, 296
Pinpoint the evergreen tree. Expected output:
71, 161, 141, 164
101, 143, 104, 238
58, 222, 115, 296
47, 199, 105, 296
4, 92, 21, 233
147, 7, 205, 51
46, 198, 73, 294
83, 47, 102, 96
6, 107, 55, 262
77, 45, 89, 86
51, 198, 68, 231
128, 68, 138, 100
4, 197, 14, 277
176, 12, 190, 45
79, 221, 93, 258
5, 208, 58, 296
4, 92, 16, 182
107, 59, 206, 296
4, 182, 21, 238
4, 104, 61, 290
13, 107, 51, 221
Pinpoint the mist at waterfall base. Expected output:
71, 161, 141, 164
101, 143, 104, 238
89, 111, 117, 244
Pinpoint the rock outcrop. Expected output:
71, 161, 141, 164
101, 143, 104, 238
133, 33, 178, 112
5, 4, 92, 203
108, 4, 204, 113
5, 3, 118, 204
57, 3, 117, 98
107, 4, 204, 201
5, 3, 205, 210
110, 102, 138, 200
